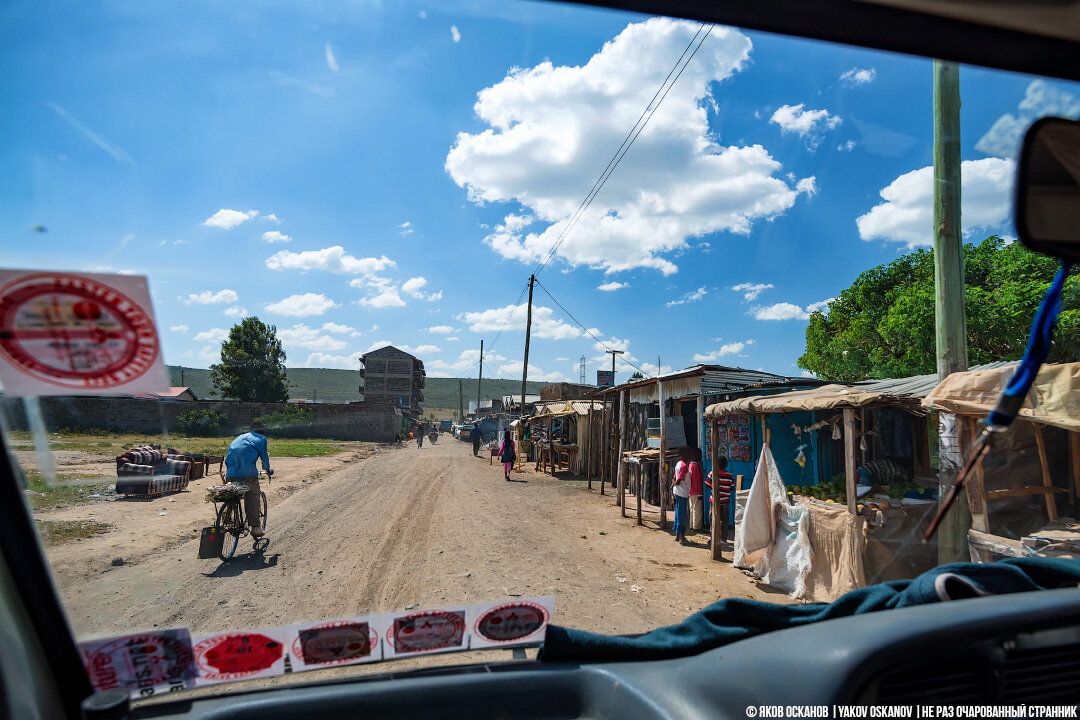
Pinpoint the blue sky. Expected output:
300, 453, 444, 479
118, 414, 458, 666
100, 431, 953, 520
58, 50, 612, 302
3, 0, 1079, 384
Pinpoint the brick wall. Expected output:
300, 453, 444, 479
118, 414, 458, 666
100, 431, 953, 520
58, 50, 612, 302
1, 396, 402, 443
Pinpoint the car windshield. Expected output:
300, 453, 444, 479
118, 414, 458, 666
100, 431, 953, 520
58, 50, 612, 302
2, 0, 1079, 702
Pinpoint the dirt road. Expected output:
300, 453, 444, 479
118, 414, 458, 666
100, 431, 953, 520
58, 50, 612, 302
54, 437, 788, 647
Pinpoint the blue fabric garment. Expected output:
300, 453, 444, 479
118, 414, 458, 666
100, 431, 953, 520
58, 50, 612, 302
224, 432, 270, 479
703, 487, 712, 527
539, 557, 1080, 663
673, 496, 689, 536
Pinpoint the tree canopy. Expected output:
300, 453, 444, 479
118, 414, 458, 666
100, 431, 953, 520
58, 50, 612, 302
210, 317, 290, 402
798, 236, 1079, 382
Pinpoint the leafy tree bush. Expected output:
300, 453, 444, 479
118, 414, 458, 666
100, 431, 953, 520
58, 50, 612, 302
254, 405, 314, 438
798, 236, 1079, 381
210, 317, 289, 402
175, 409, 231, 436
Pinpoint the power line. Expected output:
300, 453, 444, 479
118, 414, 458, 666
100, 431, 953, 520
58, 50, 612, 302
534, 277, 652, 379
531, 23, 712, 278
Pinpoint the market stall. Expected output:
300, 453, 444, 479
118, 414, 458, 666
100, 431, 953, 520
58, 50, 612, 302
921, 362, 1080, 561
703, 369, 974, 597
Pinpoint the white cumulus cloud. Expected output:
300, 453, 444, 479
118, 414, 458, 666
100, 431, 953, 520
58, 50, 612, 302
752, 302, 809, 321
731, 282, 773, 302
193, 328, 228, 342
976, 80, 1080, 159
497, 361, 567, 383
401, 276, 443, 301
428, 325, 455, 334
184, 289, 238, 305
262, 230, 292, 243
398, 221, 414, 236
597, 281, 628, 291
839, 67, 876, 86
170, 324, 189, 333
261, 213, 281, 224
325, 43, 339, 72
351, 277, 406, 308
458, 304, 581, 340
450, 25, 461, 43
322, 322, 361, 336
693, 339, 755, 362
666, 286, 707, 307
266, 293, 341, 317
278, 324, 348, 351
770, 104, 842, 149
300, 351, 363, 369
223, 306, 248, 318
203, 209, 258, 230
445, 18, 812, 276
856, 158, 1015, 247
266, 246, 396, 275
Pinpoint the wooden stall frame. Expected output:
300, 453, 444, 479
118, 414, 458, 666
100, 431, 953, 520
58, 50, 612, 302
618, 390, 627, 514
843, 407, 857, 515
710, 418, 722, 561
658, 379, 667, 530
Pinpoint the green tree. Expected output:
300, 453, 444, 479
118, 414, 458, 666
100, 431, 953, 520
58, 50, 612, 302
630, 372, 644, 380
798, 236, 1079, 381
210, 317, 290, 402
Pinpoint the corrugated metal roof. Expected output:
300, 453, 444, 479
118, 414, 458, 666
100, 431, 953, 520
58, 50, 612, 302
595, 364, 796, 397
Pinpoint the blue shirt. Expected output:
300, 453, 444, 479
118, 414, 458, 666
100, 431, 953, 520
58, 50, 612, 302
224, 432, 270, 479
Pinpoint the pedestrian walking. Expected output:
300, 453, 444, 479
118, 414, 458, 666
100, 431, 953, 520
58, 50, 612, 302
416, 420, 425, 448
688, 448, 705, 533
499, 429, 516, 481
706, 456, 735, 541
470, 425, 482, 457
671, 449, 691, 544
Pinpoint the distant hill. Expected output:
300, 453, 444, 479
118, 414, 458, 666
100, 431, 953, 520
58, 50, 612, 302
168, 366, 547, 412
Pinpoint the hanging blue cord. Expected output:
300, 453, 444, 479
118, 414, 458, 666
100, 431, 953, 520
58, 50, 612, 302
987, 260, 1072, 428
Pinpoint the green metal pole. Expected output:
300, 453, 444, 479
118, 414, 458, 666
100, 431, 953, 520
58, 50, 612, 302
933, 59, 971, 564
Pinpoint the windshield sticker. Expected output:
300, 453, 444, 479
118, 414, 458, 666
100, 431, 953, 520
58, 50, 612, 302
384, 608, 468, 658
470, 596, 554, 649
287, 618, 384, 671
192, 629, 286, 685
80, 628, 196, 698
0, 270, 169, 396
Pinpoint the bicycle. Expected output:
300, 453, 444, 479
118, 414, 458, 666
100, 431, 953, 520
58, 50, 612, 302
207, 470, 270, 560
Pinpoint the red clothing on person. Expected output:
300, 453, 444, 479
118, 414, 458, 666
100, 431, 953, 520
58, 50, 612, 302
707, 469, 735, 503
688, 461, 704, 496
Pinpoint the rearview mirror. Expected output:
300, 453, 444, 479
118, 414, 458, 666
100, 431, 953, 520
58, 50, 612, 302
1016, 117, 1080, 262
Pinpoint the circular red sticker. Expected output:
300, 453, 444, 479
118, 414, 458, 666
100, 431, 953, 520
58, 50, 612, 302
87, 633, 194, 692
0, 272, 159, 389
193, 632, 282, 681
474, 602, 549, 643
292, 621, 377, 667
387, 610, 466, 653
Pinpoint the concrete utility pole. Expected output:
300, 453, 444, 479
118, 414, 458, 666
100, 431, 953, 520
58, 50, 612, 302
520, 275, 535, 420
932, 59, 970, 563
477, 339, 484, 417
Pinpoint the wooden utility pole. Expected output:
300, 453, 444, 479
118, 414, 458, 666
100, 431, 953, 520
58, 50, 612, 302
617, 389, 627, 513
520, 275, 535, 424
658, 377, 667, 530
477, 339, 484, 418
605, 349, 624, 384
932, 59, 971, 563
710, 418, 722, 561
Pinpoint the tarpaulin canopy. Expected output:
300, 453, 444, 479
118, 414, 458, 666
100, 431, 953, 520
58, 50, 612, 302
703, 362, 1014, 418
921, 362, 1080, 432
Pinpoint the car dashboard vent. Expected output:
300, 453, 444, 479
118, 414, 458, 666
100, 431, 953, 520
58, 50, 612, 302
857, 632, 1080, 704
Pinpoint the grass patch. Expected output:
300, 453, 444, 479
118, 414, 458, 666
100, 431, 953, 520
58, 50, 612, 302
23, 471, 114, 511
36, 519, 112, 546
8, 431, 359, 459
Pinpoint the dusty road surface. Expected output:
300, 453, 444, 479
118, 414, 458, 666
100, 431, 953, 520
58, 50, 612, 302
47, 436, 789, 681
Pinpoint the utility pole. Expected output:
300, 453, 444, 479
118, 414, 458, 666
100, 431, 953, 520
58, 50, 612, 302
933, 59, 970, 563
605, 350, 624, 384
477, 339, 484, 418
520, 275, 535, 420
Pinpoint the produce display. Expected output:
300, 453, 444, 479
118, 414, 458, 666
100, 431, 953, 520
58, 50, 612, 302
788, 476, 935, 515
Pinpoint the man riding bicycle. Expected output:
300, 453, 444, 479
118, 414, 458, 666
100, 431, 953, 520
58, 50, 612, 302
224, 421, 273, 537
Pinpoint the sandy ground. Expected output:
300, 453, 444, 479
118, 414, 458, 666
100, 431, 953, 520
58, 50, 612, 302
36, 436, 790, 688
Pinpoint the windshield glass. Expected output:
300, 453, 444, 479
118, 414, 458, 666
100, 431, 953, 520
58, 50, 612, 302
2, 0, 1079, 701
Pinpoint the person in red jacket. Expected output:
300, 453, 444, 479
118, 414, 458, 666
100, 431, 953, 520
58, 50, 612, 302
706, 455, 735, 538
688, 448, 705, 533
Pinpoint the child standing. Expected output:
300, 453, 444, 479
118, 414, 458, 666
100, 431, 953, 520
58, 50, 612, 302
499, 429, 516, 481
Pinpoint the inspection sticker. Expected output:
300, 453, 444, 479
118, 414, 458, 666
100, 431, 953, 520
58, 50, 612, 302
0, 269, 168, 396
80, 628, 196, 698
469, 596, 554, 649
192, 629, 286, 685
286, 617, 384, 672
384, 608, 468, 658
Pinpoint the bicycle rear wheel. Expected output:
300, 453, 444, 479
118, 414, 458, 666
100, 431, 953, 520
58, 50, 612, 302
259, 491, 267, 531
216, 501, 240, 560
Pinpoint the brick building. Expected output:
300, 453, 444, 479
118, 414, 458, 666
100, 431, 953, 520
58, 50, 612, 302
359, 345, 426, 414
